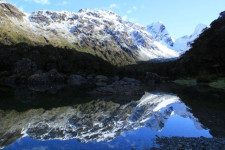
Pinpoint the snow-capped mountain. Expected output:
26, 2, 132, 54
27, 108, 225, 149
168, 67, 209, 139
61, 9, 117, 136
0, 1, 207, 62
173, 24, 207, 52
147, 22, 207, 52
0, 92, 205, 149
0, 1, 179, 62
147, 22, 174, 48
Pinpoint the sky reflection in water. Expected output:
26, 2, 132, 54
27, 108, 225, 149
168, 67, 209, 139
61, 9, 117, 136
2, 92, 212, 150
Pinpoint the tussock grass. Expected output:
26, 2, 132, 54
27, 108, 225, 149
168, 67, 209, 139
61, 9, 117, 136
209, 78, 225, 90
173, 78, 197, 86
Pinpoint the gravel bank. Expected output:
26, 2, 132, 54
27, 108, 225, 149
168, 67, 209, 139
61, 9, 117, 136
151, 136, 225, 150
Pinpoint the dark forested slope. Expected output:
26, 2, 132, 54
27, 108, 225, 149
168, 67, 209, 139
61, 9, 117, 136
174, 11, 225, 77
122, 11, 225, 80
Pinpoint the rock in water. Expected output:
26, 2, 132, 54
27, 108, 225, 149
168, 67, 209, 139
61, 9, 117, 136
28, 69, 65, 86
14, 58, 37, 76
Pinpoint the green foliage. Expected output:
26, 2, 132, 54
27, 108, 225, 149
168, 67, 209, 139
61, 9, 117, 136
173, 78, 197, 86
0, 43, 117, 76
209, 78, 225, 89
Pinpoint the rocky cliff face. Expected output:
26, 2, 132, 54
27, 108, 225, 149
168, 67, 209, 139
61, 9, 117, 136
147, 22, 174, 47
28, 9, 180, 61
146, 21, 207, 53
0, 0, 24, 19
0, 1, 180, 62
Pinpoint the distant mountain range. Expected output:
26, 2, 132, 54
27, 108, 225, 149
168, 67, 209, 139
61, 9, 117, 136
147, 22, 207, 52
0, 0, 206, 63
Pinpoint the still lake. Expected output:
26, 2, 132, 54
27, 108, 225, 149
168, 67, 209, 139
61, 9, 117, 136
0, 84, 224, 150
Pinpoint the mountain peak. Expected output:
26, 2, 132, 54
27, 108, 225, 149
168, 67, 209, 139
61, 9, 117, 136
172, 24, 207, 51
147, 22, 174, 47
148, 22, 166, 33
78, 8, 92, 13
77, 8, 121, 21
151, 21, 165, 27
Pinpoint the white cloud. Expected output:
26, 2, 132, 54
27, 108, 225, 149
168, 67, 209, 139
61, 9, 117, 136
100, 3, 119, 11
109, 4, 117, 9
133, 6, 137, 10
126, 10, 132, 14
24, 0, 50, 5
141, 4, 145, 9
56, 1, 69, 6
126, 6, 138, 14
34, 0, 50, 4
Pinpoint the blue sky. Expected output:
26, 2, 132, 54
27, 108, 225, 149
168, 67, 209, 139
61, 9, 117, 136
6, 0, 225, 39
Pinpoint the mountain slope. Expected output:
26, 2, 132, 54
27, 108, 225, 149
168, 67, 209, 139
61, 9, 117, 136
118, 11, 225, 79
28, 9, 179, 61
170, 11, 225, 77
146, 22, 206, 53
173, 24, 207, 52
0, 1, 179, 64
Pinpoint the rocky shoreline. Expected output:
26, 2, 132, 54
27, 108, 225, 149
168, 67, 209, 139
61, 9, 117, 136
0, 58, 162, 95
151, 136, 225, 150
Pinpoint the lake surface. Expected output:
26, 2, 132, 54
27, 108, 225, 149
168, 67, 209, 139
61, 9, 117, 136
0, 84, 224, 150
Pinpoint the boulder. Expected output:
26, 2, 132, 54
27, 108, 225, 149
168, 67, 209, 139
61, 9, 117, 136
90, 80, 144, 96
14, 58, 37, 76
95, 75, 109, 82
113, 76, 120, 81
87, 74, 95, 80
95, 75, 109, 86
5, 75, 17, 86
122, 77, 141, 84
145, 72, 161, 83
68, 74, 87, 85
28, 69, 64, 86
95, 82, 107, 87
0, 71, 9, 77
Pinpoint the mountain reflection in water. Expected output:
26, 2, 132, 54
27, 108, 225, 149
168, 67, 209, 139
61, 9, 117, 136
0, 87, 214, 150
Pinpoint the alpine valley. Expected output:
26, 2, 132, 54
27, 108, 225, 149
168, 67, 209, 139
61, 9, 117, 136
0, 0, 205, 63
1, 0, 225, 150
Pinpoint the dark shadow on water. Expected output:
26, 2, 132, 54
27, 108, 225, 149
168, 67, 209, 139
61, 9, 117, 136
0, 84, 143, 112
145, 83, 225, 138
0, 83, 225, 149
0, 85, 93, 111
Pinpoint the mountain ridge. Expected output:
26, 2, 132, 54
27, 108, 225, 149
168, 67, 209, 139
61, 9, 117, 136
173, 24, 207, 52
0, 1, 183, 64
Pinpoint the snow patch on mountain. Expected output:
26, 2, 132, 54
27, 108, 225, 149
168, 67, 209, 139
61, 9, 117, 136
1, 2, 180, 61
173, 24, 207, 52
147, 22, 174, 48
146, 22, 207, 53
4, 1, 209, 61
